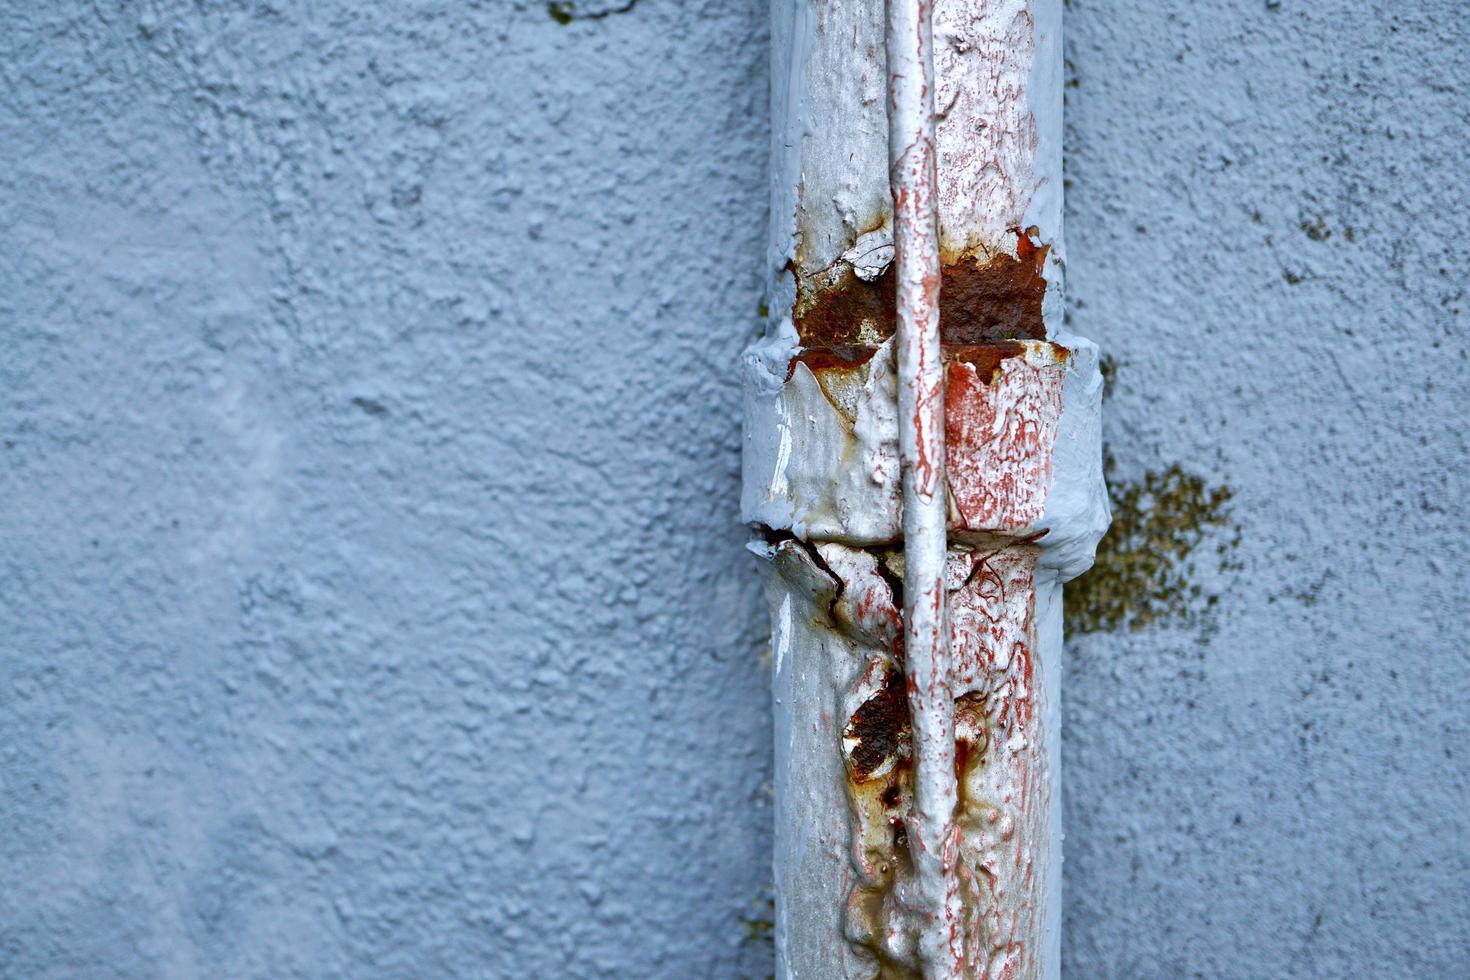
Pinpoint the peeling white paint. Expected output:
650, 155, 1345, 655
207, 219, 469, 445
744, 340, 901, 544
843, 228, 897, 282
748, 1, 1107, 977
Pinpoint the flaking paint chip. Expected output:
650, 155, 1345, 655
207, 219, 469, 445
842, 228, 896, 282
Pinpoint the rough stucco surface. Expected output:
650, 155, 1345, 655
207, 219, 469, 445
3, 1, 1468, 978
0, 2, 774, 976
1062, 1, 1469, 977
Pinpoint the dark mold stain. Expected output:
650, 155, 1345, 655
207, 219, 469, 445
351, 396, 389, 417
1067, 358, 1242, 634
1300, 214, 1357, 243
548, 0, 640, 23
1301, 215, 1332, 241
1098, 352, 1117, 399
792, 230, 1050, 350
844, 669, 911, 783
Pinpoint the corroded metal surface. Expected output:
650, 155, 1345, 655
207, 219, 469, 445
747, 1, 1105, 977
751, 336, 1095, 978
759, 532, 1061, 978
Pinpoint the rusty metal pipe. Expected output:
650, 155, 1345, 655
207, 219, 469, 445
886, 0, 961, 975
746, 2, 1108, 976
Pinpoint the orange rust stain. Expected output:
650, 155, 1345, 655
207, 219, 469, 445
936, 237, 1049, 344
912, 405, 936, 492
792, 229, 1050, 349
943, 342, 1028, 384
786, 344, 880, 380
851, 580, 903, 643
1013, 642, 1033, 729
790, 259, 896, 348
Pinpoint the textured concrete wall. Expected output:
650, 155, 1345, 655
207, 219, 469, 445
0, 2, 773, 976
1061, 1, 1469, 976
2, 1, 1466, 978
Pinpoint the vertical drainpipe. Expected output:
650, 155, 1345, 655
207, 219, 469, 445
743, 0, 1109, 977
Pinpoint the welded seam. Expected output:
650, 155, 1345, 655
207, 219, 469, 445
887, 0, 961, 977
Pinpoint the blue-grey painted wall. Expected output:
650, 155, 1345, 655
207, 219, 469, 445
1, 2, 773, 976
1062, 1, 1469, 976
0, 2, 1464, 978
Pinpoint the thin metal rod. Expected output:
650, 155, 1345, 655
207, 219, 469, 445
887, 0, 959, 975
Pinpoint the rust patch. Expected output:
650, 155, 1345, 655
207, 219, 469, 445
791, 260, 896, 348
792, 229, 1050, 349
939, 234, 1049, 343
786, 344, 881, 380
943, 342, 1029, 383
844, 669, 912, 783
790, 342, 1034, 386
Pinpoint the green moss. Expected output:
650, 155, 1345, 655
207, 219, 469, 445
1067, 455, 1238, 634
740, 894, 775, 977
742, 910, 773, 944
1301, 215, 1332, 241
